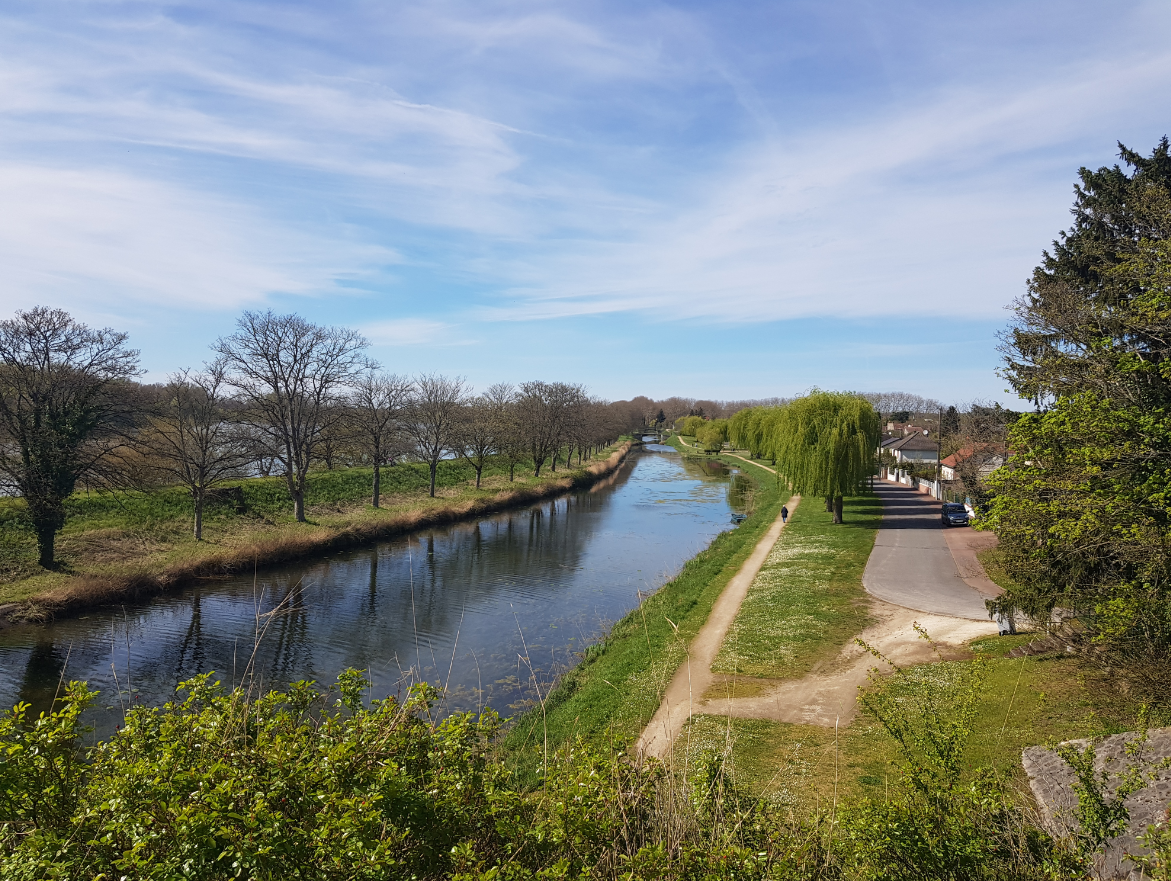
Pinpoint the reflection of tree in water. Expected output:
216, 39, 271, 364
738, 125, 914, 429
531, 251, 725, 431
16, 638, 69, 713
259, 578, 314, 684
726, 473, 755, 513
173, 592, 208, 687
194, 456, 642, 711
679, 458, 731, 480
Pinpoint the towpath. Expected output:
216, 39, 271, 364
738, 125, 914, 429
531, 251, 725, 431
634, 492, 798, 758
636, 477, 999, 761
671, 435, 777, 476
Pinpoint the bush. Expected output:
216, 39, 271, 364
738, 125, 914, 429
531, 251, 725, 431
0, 673, 835, 880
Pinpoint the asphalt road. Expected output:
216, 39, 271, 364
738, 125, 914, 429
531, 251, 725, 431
862, 481, 993, 621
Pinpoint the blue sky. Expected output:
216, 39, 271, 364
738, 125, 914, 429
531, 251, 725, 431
3, 0, 1170, 405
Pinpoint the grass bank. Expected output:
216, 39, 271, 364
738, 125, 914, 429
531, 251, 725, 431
504, 451, 788, 759
0, 442, 630, 621
711, 494, 880, 681
678, 632, 1167, 811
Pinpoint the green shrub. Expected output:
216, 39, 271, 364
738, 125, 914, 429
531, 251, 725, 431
0, 674, 833, 880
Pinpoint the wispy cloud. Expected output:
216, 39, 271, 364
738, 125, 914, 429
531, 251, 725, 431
0, 0, 1168, 352
0, 164, 396, 313
362, 318, 459, 347
485, 43, 1171, 323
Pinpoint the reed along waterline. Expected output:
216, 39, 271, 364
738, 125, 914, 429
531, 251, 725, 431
0, 446, 753, 736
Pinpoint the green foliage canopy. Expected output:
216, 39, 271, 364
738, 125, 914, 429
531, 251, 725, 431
771, 392, 879, 521
989, 138, 1171, 666
696, 418, 728, 452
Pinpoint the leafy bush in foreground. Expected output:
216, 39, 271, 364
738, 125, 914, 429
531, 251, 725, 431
0, 673, 830, 880
1, 663, 1148, 880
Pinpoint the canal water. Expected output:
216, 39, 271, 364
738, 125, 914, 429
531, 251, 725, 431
0, 445, 752, 735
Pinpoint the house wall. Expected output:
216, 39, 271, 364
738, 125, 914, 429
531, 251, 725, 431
895, 449, 939, 463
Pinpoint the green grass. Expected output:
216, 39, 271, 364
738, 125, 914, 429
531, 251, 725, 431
0, 447, 624, 605
678, 633, 1167, 810
504, 456, 790, 760
712, 494, 881, 680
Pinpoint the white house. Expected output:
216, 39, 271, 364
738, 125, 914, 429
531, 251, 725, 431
881, 431, 939, 465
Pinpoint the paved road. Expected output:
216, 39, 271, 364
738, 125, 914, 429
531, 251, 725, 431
862, 481, 993, 621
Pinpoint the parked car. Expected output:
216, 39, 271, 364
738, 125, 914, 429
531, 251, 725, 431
941, 502, 969, 527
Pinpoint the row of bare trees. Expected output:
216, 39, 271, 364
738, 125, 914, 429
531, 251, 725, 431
0, 308, 632, 567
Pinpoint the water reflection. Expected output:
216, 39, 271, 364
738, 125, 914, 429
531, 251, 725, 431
0, 449, 745, 735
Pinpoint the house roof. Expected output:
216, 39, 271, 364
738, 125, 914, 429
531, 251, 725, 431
941, 443, 1005, 468
887, 432, 938, 452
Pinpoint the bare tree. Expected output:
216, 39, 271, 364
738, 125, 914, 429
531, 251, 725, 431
213, 311, 370, 522
137, 364, 250, 540
516, 381, 563, 477
546, 382, 584, 472
0, 307, 141, 567
237, 423, 284, 477
403, 374, 468, 497
348, 371, 412, 507
950, 400, 1016, 502
863, 391, 944, 422
314, 405, 352, 470
454, 395, 499, 489
484, 383, 525, 481
561, 386, 593, 467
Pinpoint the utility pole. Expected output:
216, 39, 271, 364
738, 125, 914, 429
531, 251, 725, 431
936, 406, 942, 499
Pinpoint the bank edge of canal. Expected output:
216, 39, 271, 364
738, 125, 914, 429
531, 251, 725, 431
0, 442, 635, 628
503, 446, 787, 770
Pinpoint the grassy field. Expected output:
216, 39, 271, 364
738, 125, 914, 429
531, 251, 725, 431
711, 494, 880, 681
0, 444, 627, 612
504, 450, 790, 763
677, 634, 1164, 811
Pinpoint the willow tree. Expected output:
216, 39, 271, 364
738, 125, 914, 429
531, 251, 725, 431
772, 392, 879, 523
696, 418, 728, 452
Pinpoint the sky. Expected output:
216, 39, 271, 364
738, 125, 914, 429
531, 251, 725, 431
3, 0, 1169, 406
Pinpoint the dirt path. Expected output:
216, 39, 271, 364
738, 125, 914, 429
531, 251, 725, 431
724, 452, 775, 473
700, 601, 995, 726
636, 477, 1001, 761
635, 494, 797, 758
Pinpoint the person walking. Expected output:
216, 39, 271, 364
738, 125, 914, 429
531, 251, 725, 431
781, 505, 789, 524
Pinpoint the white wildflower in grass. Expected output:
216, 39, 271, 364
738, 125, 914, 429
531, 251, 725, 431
712, 496, 881, 679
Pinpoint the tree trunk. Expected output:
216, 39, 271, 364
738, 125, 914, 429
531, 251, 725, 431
194, 491, 204, 541
833, 495, 844, 524
825, 496, 833, 513
293, 489, 306, 522
372, 464, 381, 508
509, 462, 515, 481
474, 464, 482, 489
36, 523, 56, 569
30, 499, 66, 570
429, 461, 438, 497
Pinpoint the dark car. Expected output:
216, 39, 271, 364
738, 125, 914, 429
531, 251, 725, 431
941, 502, 969, 527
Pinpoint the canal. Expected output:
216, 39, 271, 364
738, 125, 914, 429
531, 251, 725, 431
0, 445, 753, 734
